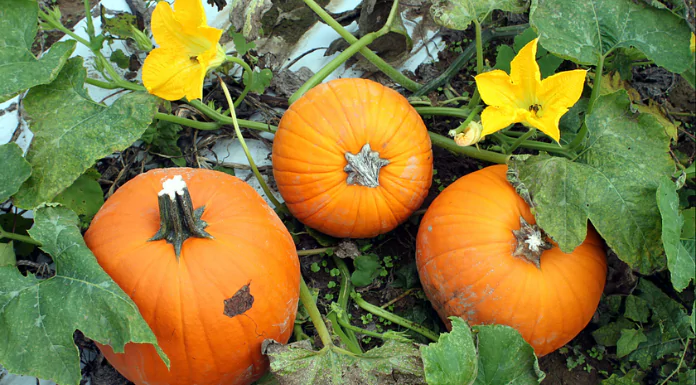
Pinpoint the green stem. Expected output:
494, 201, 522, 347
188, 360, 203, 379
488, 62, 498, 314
496, 132, 573, 158
290, 24, 392, 104
301, 0, 420, 92
82, 0, 95, 39
506, 128, 537, 154
336, 317, 411, 343
473, 19, 484, 75
38, 9, 91, 47
416, 106, 472, 120
0, 228, 41, 246
413, 24, 528, 96
300, 277, 334, 347
352, 293, 439, 342
332, 257, 361, 348
84, 77, 119, 89
155, 112, 222, 131
218, 80, 288, 213
429, 132, 509, 164
659, 339, 691, 385
326, 313, 362, 353
188, 100, 277, 133
465, 89, 481, 111
294, 324, 310, 341
566, 54, 605, 151
452, 105, 483, 135
297, 247, 334, 256
225, 56, 254, 107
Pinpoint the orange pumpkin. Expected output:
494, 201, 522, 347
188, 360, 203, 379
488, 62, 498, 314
416, 165, 606, 356
84, 168, 300, 385
272, 78, 433, 238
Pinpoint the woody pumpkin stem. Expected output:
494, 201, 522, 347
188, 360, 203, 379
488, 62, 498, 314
344, 144, 389, 188
150, 176, 212, 259
511, 216, 552, 269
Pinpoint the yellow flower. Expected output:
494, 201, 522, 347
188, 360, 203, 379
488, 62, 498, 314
474, 38, 586, 142
453, 121, 484, 147
142, 0, 226, 101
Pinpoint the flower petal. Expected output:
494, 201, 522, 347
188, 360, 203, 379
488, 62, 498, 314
143, 47, 204, 101
510, 38, 541, 98
151, 0, 221, 55
524, 107, 566, 142
538, 69, 587, 110
173, 0, 207, 29
475, 70, 525, 109
480, 105, 521, 136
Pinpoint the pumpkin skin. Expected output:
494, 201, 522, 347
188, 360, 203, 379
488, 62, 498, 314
272, 78, 433, 238
84, 168, 300, 385
416, 165, 606, 357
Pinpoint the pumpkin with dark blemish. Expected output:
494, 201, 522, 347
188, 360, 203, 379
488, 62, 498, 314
415, 165, 606, 357
272, 78, 433, 238
84, 168, 300, 385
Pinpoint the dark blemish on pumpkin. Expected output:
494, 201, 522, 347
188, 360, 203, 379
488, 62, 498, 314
223, 282, 254, 318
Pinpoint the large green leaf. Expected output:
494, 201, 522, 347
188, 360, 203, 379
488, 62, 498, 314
616, 329, 647, 358
0, 206, 167, 385
264, 339, 424, 384
530, 0, 692, 72
0, 0, 76, 102
421, 317, 477, 385
0, 143, 31, 202
626, 279, 693, 368
656, 178, 695, 291
13, 57, 158, 209
0, 242, 16, 267
508, 91, 675, 273
52, 170, 105, 228
430, 0, 527, 31
472, 325, 545, 384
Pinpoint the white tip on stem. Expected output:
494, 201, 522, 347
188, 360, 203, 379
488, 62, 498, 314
158, 175, 187, 199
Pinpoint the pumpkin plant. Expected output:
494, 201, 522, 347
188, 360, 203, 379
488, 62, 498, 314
84, 168, 301, 385
272, 78, 433, 238
416, 165, 607, 357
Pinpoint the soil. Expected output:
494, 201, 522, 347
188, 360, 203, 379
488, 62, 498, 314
21, 1, 696, 385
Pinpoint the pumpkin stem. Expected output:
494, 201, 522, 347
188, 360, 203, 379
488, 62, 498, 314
511, 216, 552, 268
344, 143, 389, 188
150, 175, 212, 259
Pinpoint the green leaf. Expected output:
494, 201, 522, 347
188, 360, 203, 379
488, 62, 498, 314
264, 339, 424, 384
244, 68, 273, 94
0, 0, 76, 102
0, 206, 167, 385
421, 317, 477, 385
52, 170, 104, 227
100, 10, 138, 39
626, 279, 693, 368
230, 31, 256, 56
141, 120, 185, 167
0, 242, 16, 267
624, 295, 650, 323
109, 49, 131, 69
473, 324, 545, 384
616, 329, 647, 358
508, 91, 675, 274
530, 0, 693, 73
351, 254, 382, 287
601, 369, 644, 384
430, 0, 527, 31
592, 317, 635, 346
13, 57, 159, 209
0, 143, 31, 202
656, 178, 695, 291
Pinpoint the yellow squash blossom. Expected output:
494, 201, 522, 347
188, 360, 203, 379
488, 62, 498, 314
474, 38, 586, 142
142, 0, 226, 101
